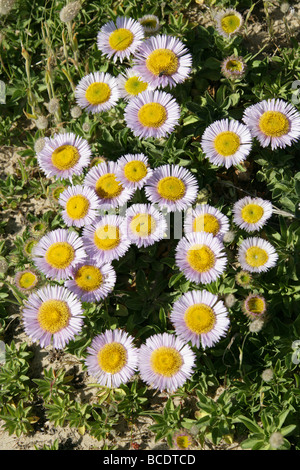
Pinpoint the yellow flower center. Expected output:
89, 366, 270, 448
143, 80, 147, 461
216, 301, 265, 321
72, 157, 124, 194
157, 176, 186, 201
51, 145, 80, 171
108, 28, 134, 51
184, 304, 216, 334
214, 131, 241, 156
130, 213, 156, 237
75, 265, 103, 292
138, 102, 167, 128
247, 296, 265, 314
176, 435, 191, 450
187, 245, 215, 272
226, 59, 243, 72
85, 82, 111, 105
66, 195, 90, 220
124, 76, 148, 96
241, 204, 264, 224
37, 300, 70, 334
150, 346, 183, 377
94, 225, 121, 251
245, 246, 269, 268
18, 272, 37, 289
95, 173, 123, 199
146, 49, 179, 76
221, 14, 241, 34
258, 111, 290, 137
193, 214, 220, 236
45, 242, 75, 269
97, 342, 127, 374
123, 160, 148, 182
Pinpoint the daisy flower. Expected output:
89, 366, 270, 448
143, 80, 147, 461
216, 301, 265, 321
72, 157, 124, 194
170, 289, 230, 349
175, 232, 227, 284
82, 215, 131, 264
22, 285, 83, 349
138, 332, 196, 393
124, 89, 181, 139
184, 204, 230, 240
37, 133, 92, 181
201, 119, 252, 169
221, 55, 246, 79
125, 203, 167, 248
242, 293, 267, 320
116, 153, 153, 190
75, 72, 120, 114
116, 68, 152, 101
84, 161, 134, 209
65, 261, 116, 303
242, 98, 300, 150
85, 329, 139, 388
14, 269, 39, 293
138, 15, 160, 34
233, 196, 273, 232
97, 16, 144, 63
173, 431, 192, 450
58, 185, 100, 228
215, 9, 243, 38
133, 34, 192, 89
144, 164, 198, 212
237, 237, 278, 273
32, 229, 86, 281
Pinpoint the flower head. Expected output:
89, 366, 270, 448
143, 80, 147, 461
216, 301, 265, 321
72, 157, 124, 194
82, 215, 131, 264
22, 285, 83, 349
124, 89, 180, 139
233, 196, 273, 233
184, 204, 230, 241
242, 293, 267, 319
37, 133, 92, 181
173, 431, 192, 450
59, 1, 81, 23
133, 34, 192, 89
32, 229, 86, 281
65, 261, 116, 303
125, 203, 167, 248
215, 9, 243, 38
144, 164, 198, 212
85, 329, 139, 388
201, 118, 252, 169
75, 72, 120, 114
175, 232, 227, 284
237, 237, 278, 273
170, 289, 230, 349
221, 55, 246, 79
116, 68, 152, 101
58, 185, 99, 228
0, 0, 15, 16
269, 432, 284, 449
84, 161, 134, 209
138, 15, 160, 34
138, 333, 196, 392
97, 16, 144, 63
235, 270, 252, 288
15, 269, 39, 293
243, 98, 300, 150
116, 153, 153, 190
